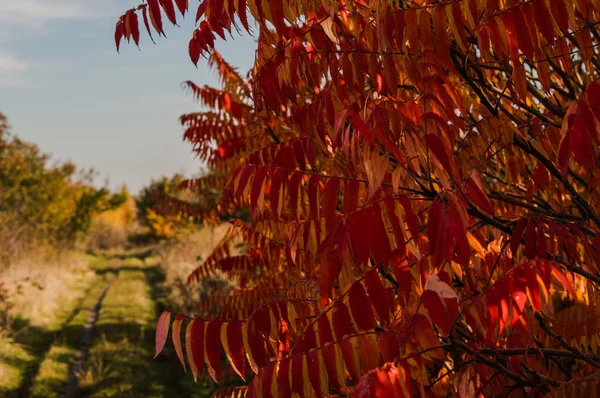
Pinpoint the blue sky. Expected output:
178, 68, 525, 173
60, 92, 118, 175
0, 0, 256, 193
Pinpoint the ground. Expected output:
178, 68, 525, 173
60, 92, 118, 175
0, 250, 218, 398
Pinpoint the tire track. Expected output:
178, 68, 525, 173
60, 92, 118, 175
63, 273, 118, 398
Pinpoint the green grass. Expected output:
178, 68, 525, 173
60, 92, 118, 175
0, 259, 101, 397
0, 249, 227, 397
76, 255, 215, 397
28, 268, 115, 398
0, 337, 35, 392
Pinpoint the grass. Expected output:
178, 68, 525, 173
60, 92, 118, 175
76, 255, 215, 398
0, 251, 100, 396
28, 264, 116, 398
0, 226, 235, 397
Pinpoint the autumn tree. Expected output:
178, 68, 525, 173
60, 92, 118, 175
116, 0, 600, 396
0, 112, 126, 260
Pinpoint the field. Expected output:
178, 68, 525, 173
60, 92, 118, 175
0, 227, 229, 397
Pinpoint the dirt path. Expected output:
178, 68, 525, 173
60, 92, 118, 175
59, 254, 212, 398
1, 251, 217, 398
63, 275, 117, 398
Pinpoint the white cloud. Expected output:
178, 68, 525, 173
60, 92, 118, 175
0, 0, 115, 27
0, 52, 29, 87
0, 0, 124, 86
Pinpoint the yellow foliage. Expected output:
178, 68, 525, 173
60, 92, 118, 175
145, 209, 190, 240
93, 186, 136, 229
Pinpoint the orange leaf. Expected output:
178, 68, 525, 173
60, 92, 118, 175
172, 314, 186, 372
185, 320, 198, 380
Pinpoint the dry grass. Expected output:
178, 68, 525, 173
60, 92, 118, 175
0, 249, 98, 395
157, 224, 238, 315
86, 219, 130, 251
0, 248, 94, 331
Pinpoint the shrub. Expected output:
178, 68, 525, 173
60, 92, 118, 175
0, 113, 129, 261
115, 1, 600, 396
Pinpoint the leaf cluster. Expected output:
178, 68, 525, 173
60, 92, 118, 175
115, 0, 600, 396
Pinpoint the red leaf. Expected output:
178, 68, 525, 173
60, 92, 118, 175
370, 204, 391, 265
342, 180, 360, 214
277, 358, 292, 396
398, 195, 420, 242
319, 249, 341, 302
308, 350, 325, 397
350, 112, 375, 145
466, 176, 493, 214
225, 321, 245, 380
412, 314, 444, 359
159, 0, 177, 25
348, 282, 376, 330
485, 287, 499, 342
348, 208, 373, 266
185, 320, 198, 379
147, 0, 164, 35
261, 364, 275, 397
384, 198, 406, 257
557, 127, 571, 176
331, 301, 354, 341
524, 264, 541, 311
595, 233, 600, 271
390, 251, 411, 305
235, 0, 247, 31
333, 109, 350, 140
341, 338, 361, 383
250, 166, 268, 210
427, 198, 444, 256
128, 10, 140, 47
532, 0, 555, 44
364, 269, 391, 325
536, 219, 547, 259
379, 332, 400, 363
587, 81, 600, 121
191, 320, 205, 378
269, 168, 285, 218
317, 313, 334, 346
200, 20, 215, 49
551, 264, 575, 296
205, 320, 222, 382
423, 290, 453, 335
549, 0, 569, 34
115, 21, 124, 52
174, 0, 188, 16
196, 0, 208, 23
322, 178, 340, 232
141, 6, 155, 44
289, 171, 303, 220
155, 311, 171, 358
291, 354, 307, 396
235, 165, 254, 197
425, 133, 453, 174
308, 175, 319, 219
323, 344, 342, 391
511, 273, 528, 326
511, 217, 526, 255
525, 218, 537, 259
189, 38, 201, 66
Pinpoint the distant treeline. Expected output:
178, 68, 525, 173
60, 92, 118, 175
0, 112, 128, 263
